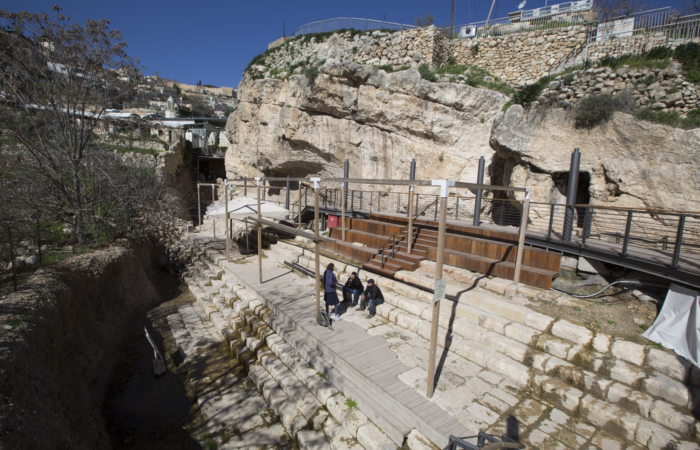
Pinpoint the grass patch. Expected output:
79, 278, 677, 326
591, 320, 601, 329
345, 397, 357, 409
648, 341, 664, 350
634, 107, 700, 129
606, 319, 617, 325
435, 64, 513, 95
639, 324, 649, 331
316, 371, 327, 380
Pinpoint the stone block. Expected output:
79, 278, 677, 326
504, 323, 539, 345
611, 340, 646, 366
635, 420, 679, 450
592, 334, 611, 353
649, 399, 695, 433
539, 376, 583, 412
326, 394, 349, 424
610, 360, 646, 387
644, 372, 690, 407
551, 319, 593, 345
356, 423, 397, 450
297, 430, 331, 450
306, 375, 339, 404
646, 348, 692, 383
405, 429, 440, 450
579, 395, 640, 441
525, 312, 554, 331
486, 354, 530, 388
607, 382, 653, 417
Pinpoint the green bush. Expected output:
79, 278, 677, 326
447, 55, 457, 65
302, 66, 319, 81
471, 43, 479, 57
512, 75, 553, 108
674, 42, 700, 83
374, 64, 395, 73
418, 63, 437, 82
575, 93, 633, 127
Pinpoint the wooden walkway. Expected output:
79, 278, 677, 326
189, 235, 471, 447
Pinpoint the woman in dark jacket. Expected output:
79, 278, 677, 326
323, 263, 341, 321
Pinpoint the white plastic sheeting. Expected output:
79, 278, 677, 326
206, 197, 289, 221
643, 283, 700, 368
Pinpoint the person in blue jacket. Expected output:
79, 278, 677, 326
323, 263, 341, 321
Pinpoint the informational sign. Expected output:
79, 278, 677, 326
433, 278, 447, 303
596, 18, 635, 41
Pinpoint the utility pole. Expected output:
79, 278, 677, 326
486, 0, 498, 27
450, 0, 456, 39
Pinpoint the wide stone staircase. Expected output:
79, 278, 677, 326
171, 244, 426, 450
247, 238, 700, 450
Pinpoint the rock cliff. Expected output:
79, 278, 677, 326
491, 105, 700, 212
225, 62, 508, 189
226, 61, 700, 213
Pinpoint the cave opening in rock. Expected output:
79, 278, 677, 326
552, 171, 591, 229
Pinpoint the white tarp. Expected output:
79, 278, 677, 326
596, 18, 635, 41
643, 283, 700, 368
206, 197, 289, 221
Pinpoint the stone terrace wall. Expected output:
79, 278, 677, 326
540, 63, 700, 115
451, 26, 587, 87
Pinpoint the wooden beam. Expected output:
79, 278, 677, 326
225, 180, 229, 261
512, 192, 530, 286
314, 181, 321, 318
427, 195, 447, 399
257, 180, 262, 284
244, 217, 333, 243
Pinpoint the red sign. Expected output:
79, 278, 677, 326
327, 215, 339, 228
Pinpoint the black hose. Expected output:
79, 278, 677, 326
551, 279, 667, 299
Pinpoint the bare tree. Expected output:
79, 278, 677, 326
593, 0, 648, 21
414, 14, 435, 27
0, 7, 188, 279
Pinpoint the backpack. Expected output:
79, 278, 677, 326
316, 309, 333, 330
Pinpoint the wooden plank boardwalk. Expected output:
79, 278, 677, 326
189, 235, 471, 447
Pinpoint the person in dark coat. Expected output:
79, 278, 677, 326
341, 271, 364, 306
323, 263, 341, 321
356, 279, 384, 318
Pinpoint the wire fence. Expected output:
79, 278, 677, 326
291, 18, 417, 37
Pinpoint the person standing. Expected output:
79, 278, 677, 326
356, 279, 384, 318
323, 263, 341, 321
341, 271, 364, 306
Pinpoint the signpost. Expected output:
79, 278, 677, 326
433, 278, 447, 303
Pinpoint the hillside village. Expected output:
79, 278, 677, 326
2, 2, 700, 450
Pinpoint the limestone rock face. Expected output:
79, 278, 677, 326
225, 62, 508, 189
490, 105, 700, 212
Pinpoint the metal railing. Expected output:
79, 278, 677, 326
291, 17, 417, 37
378, 232, 398, 268
305, 187, 700, 271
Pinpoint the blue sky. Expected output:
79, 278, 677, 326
5, 0, 680, 88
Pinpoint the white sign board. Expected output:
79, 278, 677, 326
596, 18, 634, 41
433, 278, 447, 303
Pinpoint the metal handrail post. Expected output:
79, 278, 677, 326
341, 182, 346, 241
197, 183, 202, 232
512, 190, 530, 287
547, 204, 555, 241
473, 155, 485, 226
407, 187, 415, 254
581, 207, 591, 247
672, 214, 686, 269
455, 196, 460, 219
212, 184, 216, 238
621, 210, 633, 257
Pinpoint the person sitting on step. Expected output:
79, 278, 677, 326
341, 271, 363, 306
323, 263, 341, 321
356, 278, 384, 319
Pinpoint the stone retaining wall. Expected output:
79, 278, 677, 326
539, 63, 700, 115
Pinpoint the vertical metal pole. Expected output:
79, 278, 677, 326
257, 179, 262, 284
547, 204, 555, 241
244, 176, 247, 196
197, 183, 202, 232
225, 180, 229, 261
473, 156, 485, 226
455, 197, 460, 219
344, 159, 349, 211
286, 176, 290, 219
341, 182, 346, 241
563, 148, 581, 242
427, 193, 448, 399
512, 191, 530, 286
434, 197, 438, 220
212, 184, 216, 238
407, 159, 416, 254
351, 191, 355, 209
262, 179, 266, 201
621, 210, 633, 257
298, 184, 302, 228
314, 181, 321, 317
672, 214, 686, 269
